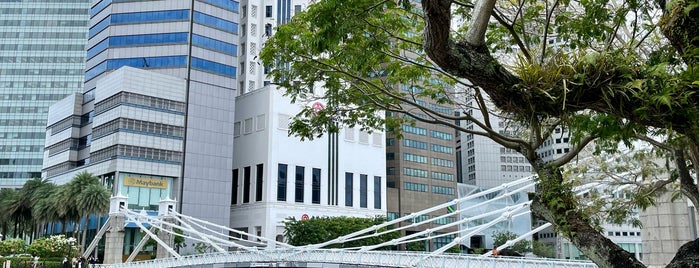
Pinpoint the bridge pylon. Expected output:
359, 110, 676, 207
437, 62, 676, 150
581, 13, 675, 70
104, 195, 128, 264
156, 198, 177, 259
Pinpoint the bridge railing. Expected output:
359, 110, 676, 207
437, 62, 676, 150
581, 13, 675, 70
95, 249, 597, 268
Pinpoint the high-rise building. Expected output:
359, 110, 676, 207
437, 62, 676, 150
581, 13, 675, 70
385, 104, 459, 250
0, 0, 90, 188
42, 0, 239, 228
230, 0, 387, 244
457, 98, 534, 188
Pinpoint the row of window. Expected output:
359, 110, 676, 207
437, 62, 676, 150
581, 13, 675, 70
274, 164, 382, 209
199, 0, 240, 12
0, 56, 84, 64
43, 161, 78, 178
403, 124, 426, 136
500, 165, 531, 172
429, 104, 453, 115
403, 153, 427, 163
403, 167, 428, 178
48, 116, 81, 136
275, 164, 323, 204
0, 20, 88, 27
233, 115, 265, 136
404, 182, 428, 192
0, 31, 86, 39
0, 158, 42, 165
430, 130, 452, 141
0, 145, 43, 153
1, 8, 87, 14
0, 132, 45, 139
46, 138, 79, 156
430, 144, 453, 154
0, 172, 42, 179
403, 182, 455, 195
0, 68, 83, 76
0, 119, 46, 126
91, 144, 183, 164
607, 231, 641, 237
231, 164, 265, 204
92, 118, 184, 140
431, 171, 454, 181
431, 158, 454, 167
94, 91, 186, 116
501, 156, 526, 163
90, 10, 238, 38
86, 55, 236, 81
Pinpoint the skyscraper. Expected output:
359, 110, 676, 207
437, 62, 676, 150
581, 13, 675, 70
43, 0, 239, 227
0, 0, 90, 188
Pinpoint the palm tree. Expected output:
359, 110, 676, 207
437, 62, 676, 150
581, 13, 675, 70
1, 186, 31, 238
56, 171, 108, 253
55, 183, 80, 237
33, 183, 60, 238
20, 178, 53, 241
77, 183, 110, 251
0, 188, 17, 239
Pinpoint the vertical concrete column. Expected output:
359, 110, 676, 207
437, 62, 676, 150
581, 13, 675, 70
157, 198, 177, 259
640, 189, 692, 267
104, 195, 128, 264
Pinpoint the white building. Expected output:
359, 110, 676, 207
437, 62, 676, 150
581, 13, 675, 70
230, 86, 387, 245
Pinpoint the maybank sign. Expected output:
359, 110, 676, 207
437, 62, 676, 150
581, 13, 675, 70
124, 177, 168, 189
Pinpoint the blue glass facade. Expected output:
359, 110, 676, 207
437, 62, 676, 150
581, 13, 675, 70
87, 33, 189, 59
89, 10, 190, 38
193, 12, 238, 34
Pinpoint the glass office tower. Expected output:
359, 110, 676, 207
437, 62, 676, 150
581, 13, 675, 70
0, 0, 90, 188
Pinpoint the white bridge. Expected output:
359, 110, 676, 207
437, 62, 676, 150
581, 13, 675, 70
88, 175, 612, 268
95, 250, 597, 268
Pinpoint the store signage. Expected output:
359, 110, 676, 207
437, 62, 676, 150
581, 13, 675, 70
124, 177, 168, 189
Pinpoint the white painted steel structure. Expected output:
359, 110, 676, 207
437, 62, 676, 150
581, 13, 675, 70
92, 174, 609, 268
95, 250, 597, 268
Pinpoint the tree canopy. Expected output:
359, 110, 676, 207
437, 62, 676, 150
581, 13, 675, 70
261, 0, 699, 267
283, 216, 399, 248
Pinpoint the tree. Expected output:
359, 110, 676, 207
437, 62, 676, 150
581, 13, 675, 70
283, 216, 399, 248
533, 240, 557, 258
261, 0, 699, 267
492, 230, 531, 254
76, 182, 110, 252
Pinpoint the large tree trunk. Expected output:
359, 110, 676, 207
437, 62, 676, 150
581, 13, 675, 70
530, 164, 645, 268
667, 239, 699, 268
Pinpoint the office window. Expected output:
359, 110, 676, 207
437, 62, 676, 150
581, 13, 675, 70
295, 166, 305, 203
345, 172, 353, 207
374, 176, 382, 209
243, 166, 251, 203
277, 164, 287, 201
404, 182, 428, 192
231, 169, 238, 205
312, 168, 321, 204
360, 174, 368, 208
265, 5, 272, 17
255, 164, 263, 202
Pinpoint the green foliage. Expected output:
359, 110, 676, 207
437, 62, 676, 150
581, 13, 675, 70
283, 216, 399, 248
26, 235, 79, 258
405, 241, 427, 251
0, 239, 25, 255
491, 230, 531, 253
532, 240, 556, 258
261, 0, 458, 140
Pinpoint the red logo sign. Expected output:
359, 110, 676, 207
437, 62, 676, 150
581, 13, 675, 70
301, 214, 309, 220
